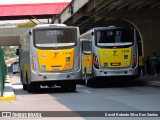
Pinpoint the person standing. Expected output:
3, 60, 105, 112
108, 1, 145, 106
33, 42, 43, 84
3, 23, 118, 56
145, 56, 151, 75
151, 52, 159, 77
139, 55, 145, 76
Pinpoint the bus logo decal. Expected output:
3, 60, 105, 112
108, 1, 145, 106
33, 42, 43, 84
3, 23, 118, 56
113, 50, 117, 56
53, 51, 58, 58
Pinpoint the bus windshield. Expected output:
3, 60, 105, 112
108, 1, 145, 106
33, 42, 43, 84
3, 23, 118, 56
96, 28, 134, 46
34, 29, 76, 47
82, 41, 91, 53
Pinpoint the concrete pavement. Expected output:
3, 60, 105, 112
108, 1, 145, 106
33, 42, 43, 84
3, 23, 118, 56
1, 74, 160, 101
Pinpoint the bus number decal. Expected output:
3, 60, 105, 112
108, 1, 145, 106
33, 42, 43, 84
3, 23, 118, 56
63, 52, 72, 55
111, 62, 121, 66
122, 50, 130, 53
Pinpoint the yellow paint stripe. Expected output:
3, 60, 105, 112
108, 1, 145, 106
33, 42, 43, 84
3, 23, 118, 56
0, 95, 16, 101
0, 75, 16, 101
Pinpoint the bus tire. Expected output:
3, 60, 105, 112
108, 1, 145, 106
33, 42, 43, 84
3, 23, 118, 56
27, 83, 34, 92
26, 72, 34, 92
85, 79, 93, 87
28, 83, 40, 92
62, 84, 76, 92
69, 84, 76, 92
23, 84, 27, 90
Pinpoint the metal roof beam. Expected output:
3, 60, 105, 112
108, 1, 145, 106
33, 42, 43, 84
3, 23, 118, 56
87, 0, 105, 12
95, 0, 113, 12
116, 0, 135, 11
129, 1, 145, 10
107, 0, 124, 12
150, 1, 160, 9
54, 0, 89, 24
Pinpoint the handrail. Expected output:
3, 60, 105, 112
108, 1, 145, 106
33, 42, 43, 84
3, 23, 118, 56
0, 47, 6, 97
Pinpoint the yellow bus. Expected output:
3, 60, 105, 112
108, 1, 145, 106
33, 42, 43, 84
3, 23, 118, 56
81, 26, 142, 85
18, 24, 81, 92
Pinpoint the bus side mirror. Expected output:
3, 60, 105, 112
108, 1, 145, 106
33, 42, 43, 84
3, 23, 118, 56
16, 49, 19, 55
29, 31, 32, 35
91, 32, 94, 36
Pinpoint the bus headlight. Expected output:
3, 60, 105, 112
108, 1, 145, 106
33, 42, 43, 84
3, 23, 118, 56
132, 52, 137, 68
32, 56, 37, 70
76, 54, 80, 70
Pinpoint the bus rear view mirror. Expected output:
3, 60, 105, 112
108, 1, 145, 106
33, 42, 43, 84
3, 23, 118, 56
29, 31, 32, 35
16, 49, 19, 55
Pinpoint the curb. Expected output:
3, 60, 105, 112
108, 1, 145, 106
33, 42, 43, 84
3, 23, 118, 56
0, 75, 16, 101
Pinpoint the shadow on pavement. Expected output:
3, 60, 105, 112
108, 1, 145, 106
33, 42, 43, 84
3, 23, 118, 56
85, 77, 147, 88
14, 87, 79, 95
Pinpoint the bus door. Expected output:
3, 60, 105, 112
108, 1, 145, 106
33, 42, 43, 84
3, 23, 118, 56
81, 40, 92, 78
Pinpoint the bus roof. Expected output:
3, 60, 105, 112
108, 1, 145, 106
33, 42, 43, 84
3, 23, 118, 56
35, 24, 67, 28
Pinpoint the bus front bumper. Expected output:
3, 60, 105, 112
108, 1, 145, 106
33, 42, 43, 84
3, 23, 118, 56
30, 69, 82, 82
93, 67, 138, 77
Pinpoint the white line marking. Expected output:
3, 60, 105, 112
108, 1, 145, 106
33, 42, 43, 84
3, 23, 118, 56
13, 85, 23, 89
78, 90, 92, 94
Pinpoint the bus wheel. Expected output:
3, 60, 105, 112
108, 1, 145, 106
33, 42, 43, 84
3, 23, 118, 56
23, 84, 27, 90
28, 83, 40, 92
62, 84, 76, 92
85, 79, 92, 87
25, 72, 39, 92
69, 84, 76, 92
27, 83, 33, 92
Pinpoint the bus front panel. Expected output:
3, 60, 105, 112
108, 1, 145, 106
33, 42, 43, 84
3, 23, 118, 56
98, 47, 132, 68
37, 48, 74, 71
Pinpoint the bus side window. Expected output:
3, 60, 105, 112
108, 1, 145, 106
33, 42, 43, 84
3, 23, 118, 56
82, 40, 91, 54
82, 41, 86, 53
